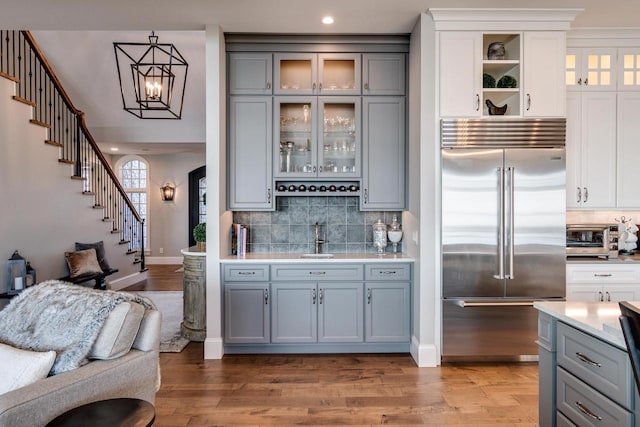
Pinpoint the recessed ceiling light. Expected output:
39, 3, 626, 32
110, 147, 119, 152
322, 16, 334, 25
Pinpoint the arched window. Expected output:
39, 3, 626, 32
116, 156, 149, 249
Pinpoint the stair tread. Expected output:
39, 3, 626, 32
60, 159, 76, 165
70, 175, 85, 180
29, 119, 50, 128
13, 96, 36, 107
0, 71, 19, 83
111, 230, 122, 234
45, 140, 63, 147
82, 191, 96, 195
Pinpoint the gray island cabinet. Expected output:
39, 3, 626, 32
221, 259, 412, 354
535, 301, 640, 427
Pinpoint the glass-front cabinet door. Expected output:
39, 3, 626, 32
318, 98, 360, 177
275, 97, 317, 178
275, 53, 360, 95
274, 96, 360, 178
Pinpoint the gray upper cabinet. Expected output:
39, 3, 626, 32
361, 96, 406, 210
274, 53, 361, 96
224, 283, 270, 344
362, 53, 406, 96
228, 96, 273, 210
228, 53, 273, 95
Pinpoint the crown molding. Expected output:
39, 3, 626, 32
428, 8, 583, 32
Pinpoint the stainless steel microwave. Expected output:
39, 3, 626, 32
566, 224, 618, 258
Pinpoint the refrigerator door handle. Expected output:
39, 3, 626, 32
455, 300, 535, 307
506, 166, 515, 280
493, 167, 505, 280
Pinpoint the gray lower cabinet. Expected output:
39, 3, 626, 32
222, 261, 412, 353
271, 281, 364, 344
537, 313, 638, 427
228, 96, 273, 210
224, 283, 270, 344
361, 96, 406, 210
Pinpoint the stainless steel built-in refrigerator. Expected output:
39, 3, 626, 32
441, 118, 566, 361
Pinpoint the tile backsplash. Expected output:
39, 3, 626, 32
232, 196, 403, 254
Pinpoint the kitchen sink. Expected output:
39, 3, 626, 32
300, 253, 334, 258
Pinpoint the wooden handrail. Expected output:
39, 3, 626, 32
21, 31, 143, 224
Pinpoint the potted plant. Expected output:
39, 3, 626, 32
193, 222, 206, 252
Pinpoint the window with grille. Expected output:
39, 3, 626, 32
117, 156, 149, 249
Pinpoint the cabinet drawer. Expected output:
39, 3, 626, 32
364, 263, 411, 281
271, 264, 363, 281
556, 367, 633, 427
557, 410, 577, 427
223, 264, 270, 281
557, 322, 633, 408
566, 264, 640, 284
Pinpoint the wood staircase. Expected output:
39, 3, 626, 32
0, 30, 145, 270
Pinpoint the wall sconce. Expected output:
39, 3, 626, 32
162, 183, 175, 201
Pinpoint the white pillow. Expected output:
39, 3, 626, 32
0, 343, 56, 394
89, 302, 145, 360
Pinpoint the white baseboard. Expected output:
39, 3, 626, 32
108, 270, 148, 291
204, 337, 224, 359
145, 256, 183, 265
410, 336, 440, 367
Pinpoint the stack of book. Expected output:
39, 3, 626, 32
231, 223, 248, 256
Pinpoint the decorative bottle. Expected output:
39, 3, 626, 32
372, 219, 388, 254
387, 215, 403, 253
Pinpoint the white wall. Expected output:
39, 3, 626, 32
204, 24, 228, 359
110, 153, 205, 261
406, 13, 440, 367
0, 78, 139, 292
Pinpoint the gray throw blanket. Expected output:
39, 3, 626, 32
0, 280, 154, 375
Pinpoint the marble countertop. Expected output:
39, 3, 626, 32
567, 254, 640, 264
534, 300, 638, 349
181, 247, 206, 256
220, 253, 414, 263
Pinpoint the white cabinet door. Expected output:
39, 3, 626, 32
439, 32, 481, 117
566, 48, 617, 92
566, 92, 617, 209
618, 49, 640, 91
617, 92, 640, 208
523, 32, 565, 117
566, 285, 604, 302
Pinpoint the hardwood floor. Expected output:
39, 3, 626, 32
137, 265, 539, 426
156, 345, 539, 426
122, 264, 183, 291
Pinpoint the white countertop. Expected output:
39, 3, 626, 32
181, 247, 206, 257
567, 254, 640, 264
534, 300, 638, 349
220, 253, 414, 263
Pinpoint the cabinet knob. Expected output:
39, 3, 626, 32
577, 78, 582, 86
584, 78, 589, 86
364, 82, 369, 90
267, 82, 271, 90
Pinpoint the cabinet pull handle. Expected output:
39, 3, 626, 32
264, 289, 269, 305
526, 94, 531, 111
309, 271, 326, 275
583, 187, 588, 202
577, 187, 581, 203
318, 166, 322, 173
575, 352, 602, 367
598, 291, 604, 302
367, 288, 372, 304
364, 188, 368, 203
312, 82, 316, 92
577, 78, 582, 86
319, 82, 323, 91
238, 271, 256, 275
267, 188, 272, 203
379, 271, 397, 275
319, 288, 324, 304
267, 82, 271, 90
575, 401, 602, 420
606, 291, 611, 301
594, 273, 612, 277
475, 94, 480, 111
312, 288, 317, 304
584, 78, 589, 86
364, 82, 369, 90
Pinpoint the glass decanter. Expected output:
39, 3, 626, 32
372, 219, 388, 255
387, 215, 403, 253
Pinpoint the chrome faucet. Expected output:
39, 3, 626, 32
314, 222, 325, 254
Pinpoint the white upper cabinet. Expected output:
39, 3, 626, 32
618, 49, 640, 91
523, 32, 566, 116
617, 92, 640, 208
439, 31, 482, 117
566, 48, 616, 91
439, 31, 565, 117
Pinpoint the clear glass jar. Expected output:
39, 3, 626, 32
387, 215, 403, 253
372, 219, 388, 254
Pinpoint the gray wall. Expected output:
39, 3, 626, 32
233, 196, 403, 254
109, 153, 205, 259
0, 78, 139, 292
